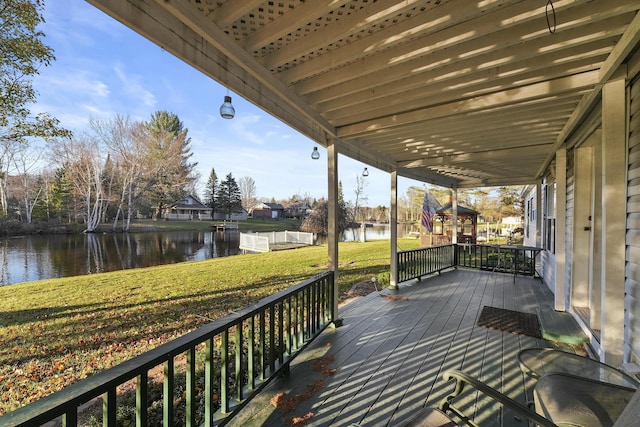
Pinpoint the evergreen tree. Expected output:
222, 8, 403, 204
216, 173, 242, 220
48, 167, 73, 222
142, 111, 197, 218
204, 168, 218, 220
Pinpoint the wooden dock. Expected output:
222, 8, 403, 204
213, 222, 239, 232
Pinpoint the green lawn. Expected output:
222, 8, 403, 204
0, 238, 419, 416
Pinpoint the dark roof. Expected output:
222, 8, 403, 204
436, 203, 479, 216
263, 203, 285, 210
169, 195, 209, 210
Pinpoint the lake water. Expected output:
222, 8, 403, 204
0, 224, 402, 286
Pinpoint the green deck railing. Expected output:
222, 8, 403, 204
455, 244, 540, 276
397, 244, 541, 283
397, 244, 456, 282
4, 271, 335, 427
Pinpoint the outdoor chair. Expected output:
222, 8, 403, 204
395, 348, 640, 427
436, 369, 640, 427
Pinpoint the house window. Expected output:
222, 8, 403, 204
543, 183, 556, 253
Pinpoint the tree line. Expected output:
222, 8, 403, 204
1, 112, 200, 231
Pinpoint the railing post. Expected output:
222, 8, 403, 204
136, 372, 148, 427
454, 244, 459, 267
205, 338, 214, 427
186, 347, 197, 426
163, 358, 174, 426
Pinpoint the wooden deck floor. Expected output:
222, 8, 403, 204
231, 268, 582, 427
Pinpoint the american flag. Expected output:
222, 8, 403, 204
421, 191, 441, 233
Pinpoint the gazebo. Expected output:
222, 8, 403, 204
423, 203, 479, 246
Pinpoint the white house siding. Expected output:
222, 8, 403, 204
565, 171, 575, 309
626, 69, 640, 366
540, 179, 556, 291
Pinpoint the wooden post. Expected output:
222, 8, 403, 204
390, 170, 399, 289
327, 141, 340, 324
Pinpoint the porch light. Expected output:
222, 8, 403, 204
362, 167, 369, 177
311, 146, 320, 160
220, 95, 235, 119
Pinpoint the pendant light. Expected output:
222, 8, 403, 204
220, 95, 235, 119
311, 147, 320, 160
362, 167, 369, 177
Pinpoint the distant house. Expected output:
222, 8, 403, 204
161, 195, 211, 220
213, 208, 248, 221
285, 203, 311, 219
250, 203, 285, 219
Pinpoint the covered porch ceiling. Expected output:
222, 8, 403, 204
87, 0, 640, 188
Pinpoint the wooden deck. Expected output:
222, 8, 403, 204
231, 268, 584, 427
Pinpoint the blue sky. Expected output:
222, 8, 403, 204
31, 1, 423, 207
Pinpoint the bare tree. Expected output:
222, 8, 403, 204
0, 139, 19, 216
49, 135, 108, 232
91, 115, 143, 231
352, 175, 368, 223
12, 145, 44, 223
238, 176, 257, 210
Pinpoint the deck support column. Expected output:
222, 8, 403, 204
390, 170, 398, 289
555, 147, 567, 312
452, 188, 458, 244
600, 74, 627, 365
327, 141, 340, 323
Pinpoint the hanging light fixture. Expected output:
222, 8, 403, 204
311, 146, 320, 160
362, 167, 369, 177
220, 95, 235, 119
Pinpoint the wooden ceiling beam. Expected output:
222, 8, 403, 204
276, 0, 519, 84
292, 1, 633, 95
260, 0, 428, 70
380, 128, 564, 155
337, 72, 597, 138
361, 109, 575, 146
327, 59, 604, 126
315, 38, 613, 115
399, 145, 554, 168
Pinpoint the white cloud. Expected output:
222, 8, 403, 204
113, 65, 157, 108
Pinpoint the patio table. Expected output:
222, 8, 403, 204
518, 348, 639, 388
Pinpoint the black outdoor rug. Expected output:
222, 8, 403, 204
477, 306, 542, 338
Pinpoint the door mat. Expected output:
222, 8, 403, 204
477, 306, 542, 338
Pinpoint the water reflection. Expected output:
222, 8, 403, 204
0, 224, 409, 286
0, 230, 240, 286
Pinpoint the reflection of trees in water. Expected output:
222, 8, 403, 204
212, 230, 240, 257
0, 230, 243, 286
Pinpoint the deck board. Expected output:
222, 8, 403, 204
231, 268, 572, 427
